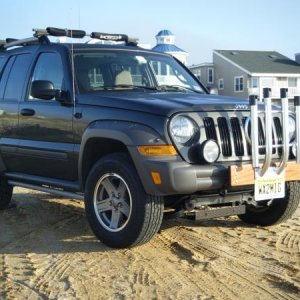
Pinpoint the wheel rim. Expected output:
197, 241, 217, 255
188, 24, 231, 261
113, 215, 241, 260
93, 173, 132, 232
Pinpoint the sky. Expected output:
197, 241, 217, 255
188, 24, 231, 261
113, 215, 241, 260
1, 0, 299, 65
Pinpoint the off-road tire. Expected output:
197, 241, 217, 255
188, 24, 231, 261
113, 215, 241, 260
239, 181, 300, 226
84, 153, 164, 248
0, 180, 13, 210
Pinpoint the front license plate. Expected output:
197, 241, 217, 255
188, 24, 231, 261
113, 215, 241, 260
255, 168, 285, 201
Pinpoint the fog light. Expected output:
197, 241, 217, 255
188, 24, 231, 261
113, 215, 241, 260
202, 140, 220, 163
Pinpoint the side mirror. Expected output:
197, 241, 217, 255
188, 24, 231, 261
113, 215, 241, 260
31, 80, 57, 100
207, 86, 218, 95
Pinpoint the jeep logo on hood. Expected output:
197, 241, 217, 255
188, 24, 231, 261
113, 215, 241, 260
235, 104, 249, 110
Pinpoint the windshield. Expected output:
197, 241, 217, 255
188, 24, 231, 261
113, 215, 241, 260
74, 50, 205, 94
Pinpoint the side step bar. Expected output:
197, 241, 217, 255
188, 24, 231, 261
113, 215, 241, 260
5, 172, 81, 192
7, 180, 84, 201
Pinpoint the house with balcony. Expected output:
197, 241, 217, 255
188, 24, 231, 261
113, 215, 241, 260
190, 50, 300, 100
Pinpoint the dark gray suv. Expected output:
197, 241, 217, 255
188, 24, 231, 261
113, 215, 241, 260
0, 27, 299, 248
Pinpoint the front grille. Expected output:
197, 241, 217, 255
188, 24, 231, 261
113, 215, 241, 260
201, 112, 282, 162
217, 117, 232, 156
230, 117, 244, 156
274, 117, 282, 156
203, 117, 217, 141
258, 118, 266, 155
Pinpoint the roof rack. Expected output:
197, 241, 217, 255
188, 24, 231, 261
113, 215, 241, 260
1, 35, 50, 50
0, 27, 139, 50
0, 40, 5, 50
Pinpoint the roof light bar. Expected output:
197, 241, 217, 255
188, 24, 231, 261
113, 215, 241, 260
47, 27, 86, 38
90, 32, 128, 42
33, 27, 86, 39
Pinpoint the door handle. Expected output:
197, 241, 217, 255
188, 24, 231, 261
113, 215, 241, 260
20, 108, 35, 116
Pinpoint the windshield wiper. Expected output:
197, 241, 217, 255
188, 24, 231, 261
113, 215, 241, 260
157, 84, 203, 93
103, 84, 159, 91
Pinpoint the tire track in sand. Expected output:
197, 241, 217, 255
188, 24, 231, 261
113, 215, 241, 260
155, 221, 300, 300
276, 229, 300, 254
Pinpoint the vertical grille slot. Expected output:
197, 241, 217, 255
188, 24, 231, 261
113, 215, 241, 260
242, 117, 251, 155
274, 117, 282, 156
217, 117, 232, 156
230, 118, 244, 156
203, 117, 217, 141
258, 117, 266, 154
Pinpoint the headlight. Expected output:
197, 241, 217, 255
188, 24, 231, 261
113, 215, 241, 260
170, 115, 198, 144
201, 140, 220, 163
288, 115, 296, 141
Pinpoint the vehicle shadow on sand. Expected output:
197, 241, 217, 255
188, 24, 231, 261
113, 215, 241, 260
0, 192, 253, 255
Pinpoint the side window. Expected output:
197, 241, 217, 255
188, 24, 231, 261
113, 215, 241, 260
31, 52, 64, 98
0, 57, 4, 73
0, 56, 15, 98
3, 54, 31, 100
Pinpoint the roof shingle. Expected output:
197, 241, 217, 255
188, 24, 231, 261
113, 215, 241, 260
215, 50, 300, 74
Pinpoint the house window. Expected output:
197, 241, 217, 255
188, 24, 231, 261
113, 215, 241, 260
218, 78, 224, 90
234, 76, 244, 92
193, 69, 201, 81
207, 68, 214, 84
288, 78, 297, 88
251, 77, 258, 88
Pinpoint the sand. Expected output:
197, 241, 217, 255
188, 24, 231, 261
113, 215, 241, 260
0, 187, 299, 299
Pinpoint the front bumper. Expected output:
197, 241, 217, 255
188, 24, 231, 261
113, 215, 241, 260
129, 147, 229, 195
129, 147, 300, 196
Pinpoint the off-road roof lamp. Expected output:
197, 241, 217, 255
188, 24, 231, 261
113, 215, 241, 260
33, 27, 86, 39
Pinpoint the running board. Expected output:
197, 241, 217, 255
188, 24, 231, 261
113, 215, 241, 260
7, 180, 84, 201
195, 205, 246, 221
5, 172, 81, 192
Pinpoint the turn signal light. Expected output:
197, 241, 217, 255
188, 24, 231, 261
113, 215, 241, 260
151, 172, 162, 185
138, 145, 177, 156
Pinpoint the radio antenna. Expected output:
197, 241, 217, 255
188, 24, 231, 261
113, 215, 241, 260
78, 0, 81, 29
69, 29, 76, 116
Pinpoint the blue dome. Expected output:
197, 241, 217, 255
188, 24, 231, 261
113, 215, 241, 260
152, 44, 186, 53
156, 30, 173, 37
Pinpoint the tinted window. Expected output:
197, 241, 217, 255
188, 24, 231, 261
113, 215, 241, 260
0, 57, 4, 72
0, 56, 15, 98
3, 54, 31, 100
31, 52, 64, 91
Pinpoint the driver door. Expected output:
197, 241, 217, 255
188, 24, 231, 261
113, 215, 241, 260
17, 51, 76, 180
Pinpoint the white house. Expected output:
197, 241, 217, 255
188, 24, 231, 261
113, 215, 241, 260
190, 50, 300, 100
152, 30, 188, 65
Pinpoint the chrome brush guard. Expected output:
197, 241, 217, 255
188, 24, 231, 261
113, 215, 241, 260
244, 88, 300, 200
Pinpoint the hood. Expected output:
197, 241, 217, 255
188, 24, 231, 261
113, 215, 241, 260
77, 91, 250, 117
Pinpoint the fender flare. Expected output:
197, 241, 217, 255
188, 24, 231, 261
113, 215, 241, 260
79, 120, 167, 194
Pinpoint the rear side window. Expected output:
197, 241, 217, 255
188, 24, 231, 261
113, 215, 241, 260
3, 53, 32, 100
